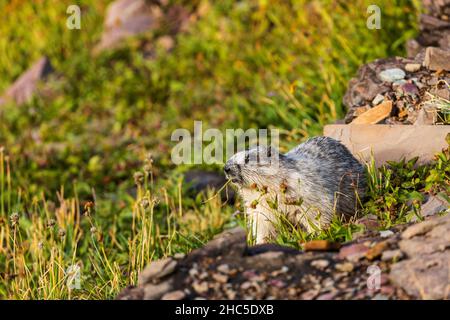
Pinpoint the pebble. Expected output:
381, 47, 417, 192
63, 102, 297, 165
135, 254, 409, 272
311, 259, 330, 270
161, 290, 186, 300
405, 63, 421, 73
339, 244, 369, 261
217, 264, 230, 274
399, 83, 419, 96
192, 281, 209, 294
212, 273, 229, 283
303, 240, 341, 251
379, 230, 394, 238
379, 68, 406, 82
381, 249, 404, 262
372, 94, 385, 106
365, 241, 389, 260
316, 292, 336, 300
335, 262, 354, 273
240, 281, 252, 290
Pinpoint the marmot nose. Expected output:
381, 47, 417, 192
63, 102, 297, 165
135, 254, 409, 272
224, 165, 231, 174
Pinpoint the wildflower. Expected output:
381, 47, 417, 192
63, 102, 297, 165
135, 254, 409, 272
10, 212, 19, 227
140, 198, 150, 209
47, 219, 56, 228
58, 228, 66, 238
134, 171, 144, 185
90, 226, 97, 234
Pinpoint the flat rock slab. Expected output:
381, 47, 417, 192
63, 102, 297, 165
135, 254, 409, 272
324, 124, 449, 167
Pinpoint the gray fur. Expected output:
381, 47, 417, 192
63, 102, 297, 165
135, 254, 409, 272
224, 136, 367, 244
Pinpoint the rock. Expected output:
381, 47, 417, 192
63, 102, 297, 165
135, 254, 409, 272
379, 230, 394, 238
401, 216, 445, 239
416, 195, 448, 220
138, 258, 177, 285
300, 289, 319, 300
95, 0, 162, 52
353, 106, 371, 117
335, 262, 354, 273
143, 279, 174, 300
414, 108, 437, 125
433, 87, 450, 100
405, 63, 422, 73
184, 170, 235, 203
311, 259, 330, 270
343, 58, 400, 110
192, 281, 209, 294
423, 47, 450, 71
399, 83, 419, 96
161, 290, 186, 300
372, 94, 385, 106
339, 244, 369, 261
316, 292, 336, 300
399, 235, 449, 257
381, 249, 404, 262
390, 251, 449, 299
324, 124, 450, 167
303, 240, 340, 251
187, 227, 247, 261
390, 214, 450, 299
212, 273, 229, 284
378, 68, 406, 82
217, 264, 230, 274
0, 57, 53, 107
406, 39, 423, 58
352, 101, 392, 124
156, 36, 175, 52
365, 241, 389, 260
355, 215, 380, 230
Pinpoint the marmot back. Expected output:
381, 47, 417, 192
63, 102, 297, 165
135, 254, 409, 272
224, 136, 367, 244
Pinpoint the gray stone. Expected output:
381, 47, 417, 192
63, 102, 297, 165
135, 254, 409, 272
378, 68, 406, 82
184, 170, 235, 202
138, 258, 177, 285
143, 279, 174, 300
187, 227, 247, 261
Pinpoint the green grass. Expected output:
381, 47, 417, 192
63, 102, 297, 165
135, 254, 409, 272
2, 0, 447, 300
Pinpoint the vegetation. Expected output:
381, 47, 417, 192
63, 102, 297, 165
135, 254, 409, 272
1, 0, 448, 300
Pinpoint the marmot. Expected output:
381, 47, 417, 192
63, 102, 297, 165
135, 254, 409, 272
224, 136, 367, 244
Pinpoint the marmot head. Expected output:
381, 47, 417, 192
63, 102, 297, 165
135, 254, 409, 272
224, 145, 285, 187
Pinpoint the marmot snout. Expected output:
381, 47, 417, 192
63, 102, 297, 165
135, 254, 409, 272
224, 137, 367, 244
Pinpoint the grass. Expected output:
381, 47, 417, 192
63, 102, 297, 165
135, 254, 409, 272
1, 0, 448, 300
